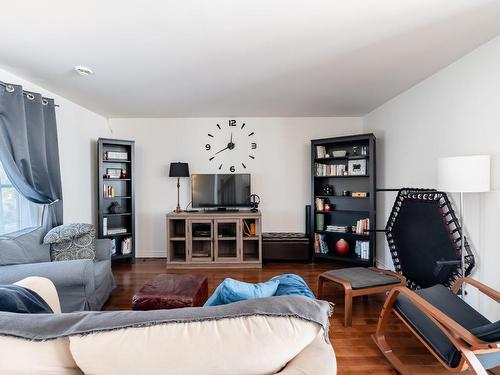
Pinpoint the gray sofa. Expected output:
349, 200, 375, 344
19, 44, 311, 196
0, 226, 115, 312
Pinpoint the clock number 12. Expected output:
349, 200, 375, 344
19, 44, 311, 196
229, 119, 236, 127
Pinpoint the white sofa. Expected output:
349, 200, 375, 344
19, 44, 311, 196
0, 277, 336, 375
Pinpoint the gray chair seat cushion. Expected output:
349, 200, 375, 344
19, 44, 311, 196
395, 284, 499, 369
323, 267, 401, 289
0, 227, 49, 266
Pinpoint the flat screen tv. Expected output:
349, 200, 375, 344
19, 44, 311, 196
192, 174, 251, 208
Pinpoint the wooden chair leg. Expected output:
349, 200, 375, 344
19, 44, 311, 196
372, 288, 410, 374
317, 276, 325, 298
344, 290, 353, 327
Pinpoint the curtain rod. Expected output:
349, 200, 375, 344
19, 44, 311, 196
0, 81, 60, 107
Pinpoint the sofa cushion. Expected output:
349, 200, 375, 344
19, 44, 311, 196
0, 285, 53, 314
0, 226, 50, 266
70, 315, 320, 375
0, 335, 82, 375
44, 223, 96, 262
204, 277, 280, 306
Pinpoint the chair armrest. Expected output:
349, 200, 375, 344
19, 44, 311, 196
14, 276, 62, 313
452, 278, 500, 303
95, 239, 112, 261
277, 332, 336, 375
0, 259, 95, 288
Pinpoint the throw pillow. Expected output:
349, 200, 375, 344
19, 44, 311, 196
204, 278, 280, 307
0, 285, 53, 314
272, 274, 315, 299
44, 223, 96, 261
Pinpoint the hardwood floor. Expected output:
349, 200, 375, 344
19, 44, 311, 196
104, 259, 450, 375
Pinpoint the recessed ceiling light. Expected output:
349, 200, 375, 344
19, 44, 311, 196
73, 66, 94, 76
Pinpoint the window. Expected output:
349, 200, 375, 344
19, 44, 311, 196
0, 162, 42, 235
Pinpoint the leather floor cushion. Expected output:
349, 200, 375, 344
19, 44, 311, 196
132, 274, 208, 310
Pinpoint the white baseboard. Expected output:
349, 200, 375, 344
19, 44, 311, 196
135, 250, 166, 258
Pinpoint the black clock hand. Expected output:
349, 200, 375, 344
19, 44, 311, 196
214, 145, 229, 155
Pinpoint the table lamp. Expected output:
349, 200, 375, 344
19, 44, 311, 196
437, 155, 490, 283
169, 162, 190, 213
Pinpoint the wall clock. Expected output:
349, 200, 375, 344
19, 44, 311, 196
205, 119, 257, 172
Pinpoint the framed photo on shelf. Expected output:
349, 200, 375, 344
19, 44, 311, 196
348, 159, 366, 176
106, 168, 122, 179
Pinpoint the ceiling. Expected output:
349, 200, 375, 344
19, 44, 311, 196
1, 0, 500, 118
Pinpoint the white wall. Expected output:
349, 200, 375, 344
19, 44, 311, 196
109, 117, 363, 257
0, 68, 111, 224
363, 35, 500, 320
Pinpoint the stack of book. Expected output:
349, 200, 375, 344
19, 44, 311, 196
325, 225, 348, 233
313, 233, 329, 254
355, 218, 369, 235
316, 146, 327, 159
315, 163, 346, 177
355, 240, 370, 260
106, 227, 128, 235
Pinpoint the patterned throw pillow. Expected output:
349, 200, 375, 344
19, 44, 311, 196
43, 223, 96, 262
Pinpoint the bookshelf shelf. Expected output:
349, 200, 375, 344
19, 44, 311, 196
310, 134, 376, 266
102, 159, 131, 163
314, 175, 369, 178
97, 138, 136, 263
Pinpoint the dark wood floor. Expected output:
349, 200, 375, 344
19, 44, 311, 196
104, 259, 450, 375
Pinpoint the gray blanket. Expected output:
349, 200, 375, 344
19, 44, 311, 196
0, 295, 333, 342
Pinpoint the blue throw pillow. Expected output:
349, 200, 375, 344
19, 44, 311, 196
204, 278, 280, 307
272, 274, 315, 299
0, 285, 53, 314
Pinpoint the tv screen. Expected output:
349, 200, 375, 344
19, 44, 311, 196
192, 174, 251, 208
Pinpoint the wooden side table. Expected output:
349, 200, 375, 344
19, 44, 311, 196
317, 267, 405, 327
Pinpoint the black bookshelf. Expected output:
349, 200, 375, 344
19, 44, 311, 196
310, 134, 376, 266
97, 138, 135, 263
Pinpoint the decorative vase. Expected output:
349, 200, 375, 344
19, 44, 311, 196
316, 214, 325, 231
335, 239, 350, 256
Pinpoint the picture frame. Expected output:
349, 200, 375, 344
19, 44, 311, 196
107, 168, 122, 179
348, 159, 366, 176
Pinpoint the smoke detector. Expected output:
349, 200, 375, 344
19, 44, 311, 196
73, 66, 94, 76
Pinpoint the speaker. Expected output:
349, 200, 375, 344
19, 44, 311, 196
305, 205, 311, 237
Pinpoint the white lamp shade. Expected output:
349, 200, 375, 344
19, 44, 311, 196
438, 155, 491, 193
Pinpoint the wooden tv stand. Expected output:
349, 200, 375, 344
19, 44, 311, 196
166, 211, 262, 268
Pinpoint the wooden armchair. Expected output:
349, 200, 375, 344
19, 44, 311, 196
372, 277, 500, 375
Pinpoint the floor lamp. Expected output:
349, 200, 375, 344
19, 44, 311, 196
437, 155, 490, 293
169, 162, 190, 213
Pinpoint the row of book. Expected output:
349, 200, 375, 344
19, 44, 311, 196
355, 218, 370, 235
355, 240, 370, 260
103, 184, 116, 198
313, 233, 329, 254
110, 237, 133, 256
315, 146, 327, 159
315, 163, 347, 177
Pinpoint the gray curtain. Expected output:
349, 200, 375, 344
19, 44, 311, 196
0, 82, 63, 229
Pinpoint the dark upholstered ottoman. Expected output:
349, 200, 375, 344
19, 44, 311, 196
262, 232, 310, 261
317, 267, 405, 327
132, 274, 208, 310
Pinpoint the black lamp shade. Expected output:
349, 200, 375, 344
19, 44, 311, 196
169, 162, 190, 178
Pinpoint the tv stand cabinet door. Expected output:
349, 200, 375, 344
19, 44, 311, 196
214, 219, 241, 262
187, 219, 214, 262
